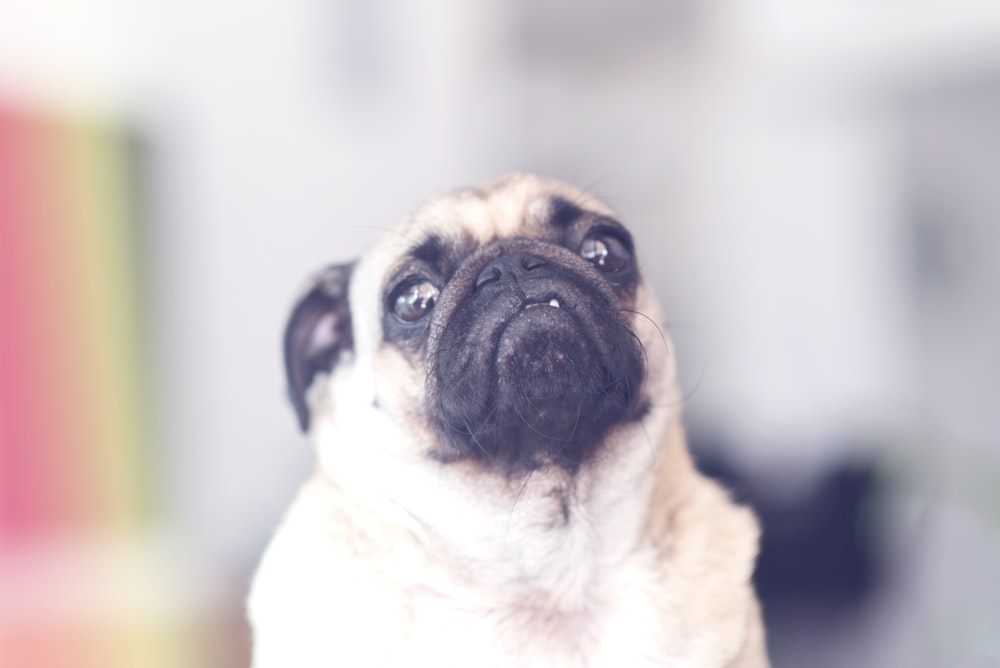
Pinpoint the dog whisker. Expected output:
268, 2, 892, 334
505, 469, 536, 544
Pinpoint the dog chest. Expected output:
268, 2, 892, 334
393, 561, 670, 668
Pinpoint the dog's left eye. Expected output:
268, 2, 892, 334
580, 233, 630, 273
392, 280, 440, 322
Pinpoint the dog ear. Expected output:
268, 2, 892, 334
284, 262, 355, 432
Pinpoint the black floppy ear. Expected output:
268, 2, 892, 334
284, 262, 355, 432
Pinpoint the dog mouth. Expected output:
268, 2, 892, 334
523, 298, 561, 310
428, 251, 645, 473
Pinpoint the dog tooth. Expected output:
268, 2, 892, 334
549, 299, 560, 308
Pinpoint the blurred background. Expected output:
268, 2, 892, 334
2, 1, 999, 666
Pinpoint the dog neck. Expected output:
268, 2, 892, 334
312, 399, 690, 614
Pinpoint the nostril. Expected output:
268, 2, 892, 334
520, 255, 544, 271
475, 265, 502, 290
476, 253, 545, 292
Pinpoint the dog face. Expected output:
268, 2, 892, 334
284, 174, 680, 562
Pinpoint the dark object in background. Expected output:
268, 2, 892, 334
691, 436, 883, 616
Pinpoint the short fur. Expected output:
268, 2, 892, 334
248, 174, 768, 667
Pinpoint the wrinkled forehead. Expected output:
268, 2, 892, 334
404, 175, 614, 242
365, 174, 616, 276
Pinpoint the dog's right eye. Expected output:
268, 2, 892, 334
391, 280, 440, 322
580, 232, 630, 273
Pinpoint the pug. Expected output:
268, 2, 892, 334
248, 174, 768, 668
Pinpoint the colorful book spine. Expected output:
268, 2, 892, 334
0, 106, 198, 667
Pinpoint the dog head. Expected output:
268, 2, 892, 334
284, 174, 680, 557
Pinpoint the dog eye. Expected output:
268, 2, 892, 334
580, 233, 630, 273
392, 280, 440, 322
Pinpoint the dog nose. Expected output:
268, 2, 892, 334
475, 253, 545, 290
